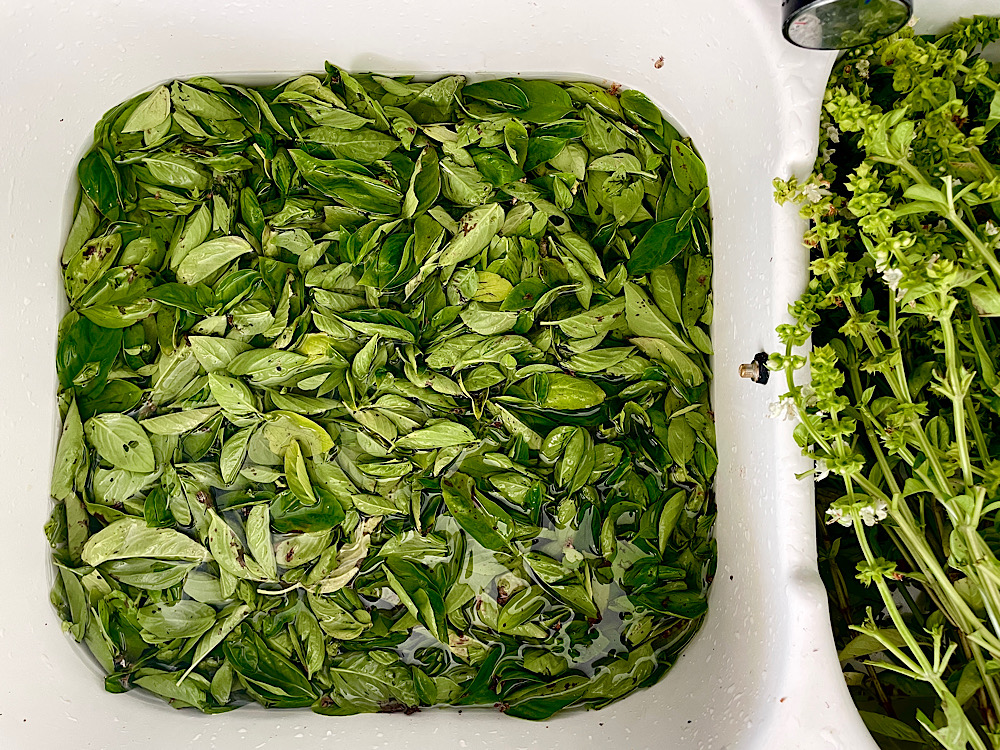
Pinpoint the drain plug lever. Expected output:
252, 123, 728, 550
738, 352, 770, 385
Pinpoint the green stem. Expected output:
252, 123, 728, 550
969, 148, 998, 182
940, 312, 975, 492
949, 208, 1000, 287
815, 239, 952, 498
957, 63, 1000, 92
817, 511, 895, 714
875, 155, 1000, 286
848, 364, 901, 496
966, 396, 991, 463
854, 515, 989, 750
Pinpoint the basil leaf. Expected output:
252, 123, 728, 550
51, 399, 85, 500
395, 422, 477, 450
441, 472, 515, 550
299, 126, 400, 163
512, 79, 574, 124
85, 413, 155, 472
140, 407, 221, 436
137, 600, 216, 641
78, 148, 122, 217
463, 80, 529, 111
438, 204, 505, 266
288, 149, 402, 214
82, 517, 210, 566
627, 219, 691, 276
122, 85, 172, 133
176, 237, 254, 285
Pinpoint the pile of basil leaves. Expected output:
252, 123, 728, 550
48, 66, 716, 720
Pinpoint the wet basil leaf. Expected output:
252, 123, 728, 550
85, 413, 155, 472
627, 219, 691, 277
463, 80, 530, 111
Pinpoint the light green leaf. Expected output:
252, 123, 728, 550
539, 373, 606, 410
82, 516, 210, 566
85, 413, 156, 472
143, 154, 210, 191
179, 603, 251, 683
189, 336, 251, 372
246, 504, 277, 580
300, 126, 400, 163
624, 282, 693, 351
227, 348, 308, 385
395, 422, 477, 450
285, 439, 318, 505
137, 600, 216, 641
859, 711, 923, 743
438, 204, 505, 266
670, 140, 708, 195
171, 81, 241, 120
658, 491, 685, 554
169, 205, 213, 270
208, 372, 258, 418
275, 529, 332, 567
206, 509, 265, 580
141, 406, 221, 436
52, 399, 85, 500
122, 86, 172, 133
557, 233, 606, 281
262, 411, 334, 457
176, 237, 254, 285
220, 425, 255, 484
838, 629, 906, 662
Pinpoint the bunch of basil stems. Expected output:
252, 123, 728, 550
774, 16, 1000, 750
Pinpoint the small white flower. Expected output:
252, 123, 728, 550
820, 146, 836, 164
934, 220, 949, 232
882, 268, 903, 291
564, 547, 584, 565
825, 506, 851, 527
826, 124, 840, 144
907, 16, 918, 28
856, 59, 870, 79
768, 396, 798, 421
800, 181, 831, 204
986, 221, 999, 236
814, 459, 830, 481
859, 500, 889, 527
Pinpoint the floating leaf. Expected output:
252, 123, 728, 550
84, 413, 155, 472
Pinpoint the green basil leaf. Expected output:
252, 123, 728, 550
82, 516, 210, 566
627, 219, 691, 276
85, 413, 155, 472
463, 80, 529, 111
176, 237, 254, 285
300, 126, 400, 163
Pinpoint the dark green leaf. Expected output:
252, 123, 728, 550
627, 219, 691, 276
